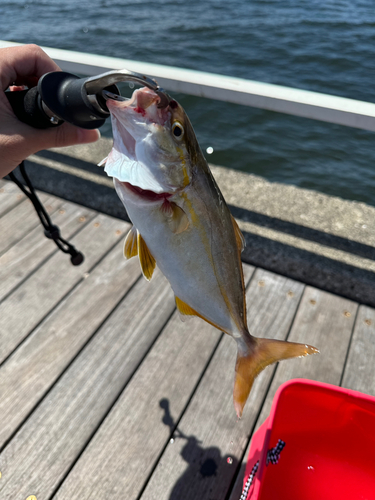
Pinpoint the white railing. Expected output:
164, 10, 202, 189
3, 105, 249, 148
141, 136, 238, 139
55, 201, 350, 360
2, 40, 375, 132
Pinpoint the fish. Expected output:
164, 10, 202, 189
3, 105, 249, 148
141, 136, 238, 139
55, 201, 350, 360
100, 86, 318, 418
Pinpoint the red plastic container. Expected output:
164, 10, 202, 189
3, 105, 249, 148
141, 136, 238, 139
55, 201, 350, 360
243, 379, 375, 500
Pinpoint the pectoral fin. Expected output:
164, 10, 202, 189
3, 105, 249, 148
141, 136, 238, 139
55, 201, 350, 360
124, 226, 138, 259
97, 156, 108, 167
232, 216, 246, 253
161, 200, 189, 234
137, 233, 156, 281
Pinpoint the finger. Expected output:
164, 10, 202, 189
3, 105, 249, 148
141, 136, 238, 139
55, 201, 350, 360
0, 45, 60, 90
11, 76, 39, 89
29, 123, 101, 152
1, 122, 101, 176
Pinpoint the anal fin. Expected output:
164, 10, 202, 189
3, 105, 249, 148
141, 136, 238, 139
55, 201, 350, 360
138, 233, 156, 281
175, 296, 222, 331
175, 296, 200, 317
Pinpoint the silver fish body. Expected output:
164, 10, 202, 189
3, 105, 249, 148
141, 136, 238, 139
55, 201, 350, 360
102, 87, 318, 417
114, 164, 245, 338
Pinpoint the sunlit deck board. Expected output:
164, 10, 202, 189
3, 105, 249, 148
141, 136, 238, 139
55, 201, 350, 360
140, 269, 304, 500
0, 180, 26, 217
0, 200, 93, 301
0, 210, 126, 364
254, 287, 357, 428
341, 305, 375, 394
0, 193, 61, 255
0, 179, 374, 500
0, 269, 176, 500
228, 287, 359, 500
51, 269, 253, 500
0, 237, 143, 448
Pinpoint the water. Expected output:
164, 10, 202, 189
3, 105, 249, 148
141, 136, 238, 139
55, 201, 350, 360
3, 0, 375, 205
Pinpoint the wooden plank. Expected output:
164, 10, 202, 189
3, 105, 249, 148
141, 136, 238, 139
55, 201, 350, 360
0, 193, 59, 254
255, 287, 358, 427
341, 305, 375, 395
228, 286, 358, 500
51, 266, 253, 500
0, 212, 127, 364
140, 268, 305, 500
0, 235, 139, 448
0, 180, 25, 217
0, 201, 95, 301
0, 269, 177, 500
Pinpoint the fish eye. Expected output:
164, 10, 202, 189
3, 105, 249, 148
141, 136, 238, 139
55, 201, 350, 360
172, 121, 184, 140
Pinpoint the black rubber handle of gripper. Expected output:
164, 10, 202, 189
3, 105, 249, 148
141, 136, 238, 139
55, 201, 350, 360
37, 71, 119, 129
6, 72, 119, 130
5, 87, 58, 129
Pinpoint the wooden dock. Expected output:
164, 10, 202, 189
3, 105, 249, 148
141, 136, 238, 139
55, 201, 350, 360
1, 178, 374, 500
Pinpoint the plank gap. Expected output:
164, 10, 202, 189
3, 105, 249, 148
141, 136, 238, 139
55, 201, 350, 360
227, 277, 308, 500
0, 208, 95, 305
340, 304, 375, 395
0, 190, 66, 252
0, 214, 126, 367
135, 333, 225, 500
47, 282, 177, 500
0, 269, 143, 456
339, 304, 361, 387
0, 181, 27, 218
138, 266, 276, 500
283, 281, 308, 342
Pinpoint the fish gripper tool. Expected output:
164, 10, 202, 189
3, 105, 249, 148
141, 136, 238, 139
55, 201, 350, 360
5, 68, 169, 129
4, 68, 168, 267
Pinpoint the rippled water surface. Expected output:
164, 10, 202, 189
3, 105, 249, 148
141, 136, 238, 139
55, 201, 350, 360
3, 0, 375, 205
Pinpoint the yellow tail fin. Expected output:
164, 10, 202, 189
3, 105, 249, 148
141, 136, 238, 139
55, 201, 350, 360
233, 335, 319, 418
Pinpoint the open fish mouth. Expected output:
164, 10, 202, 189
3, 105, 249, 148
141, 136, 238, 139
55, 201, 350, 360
106, 87, 171, 127
101, 87, 180, 195
121, 181, 173, 202
105, 87, 172, 168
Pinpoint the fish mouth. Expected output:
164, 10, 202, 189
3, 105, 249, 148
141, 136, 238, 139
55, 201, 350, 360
104, 87, 178, 195
106, 87, 171, 127
106, 87, 172, 174
122, 182, 172, 202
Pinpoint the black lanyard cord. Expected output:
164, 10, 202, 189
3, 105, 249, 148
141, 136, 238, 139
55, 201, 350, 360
8, 162, 84, 266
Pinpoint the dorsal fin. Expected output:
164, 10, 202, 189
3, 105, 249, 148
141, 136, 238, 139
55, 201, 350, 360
124, 226, 138, 259
137, 233, 156, 281
232, 216, 246, 253
161, 200, 189, 234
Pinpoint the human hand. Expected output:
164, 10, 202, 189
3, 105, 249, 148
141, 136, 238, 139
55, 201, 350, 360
0, 44, 100, 178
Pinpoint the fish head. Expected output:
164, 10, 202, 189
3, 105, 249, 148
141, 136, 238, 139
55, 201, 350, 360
104, 87, 201, 195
